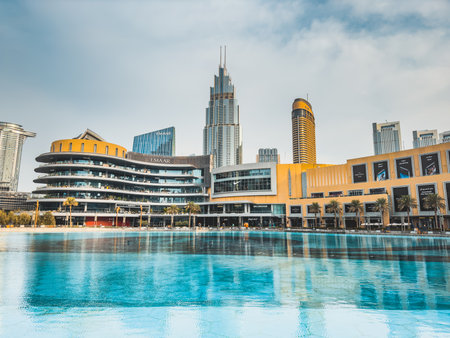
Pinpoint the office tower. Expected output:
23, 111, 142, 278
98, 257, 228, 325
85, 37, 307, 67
372, 121, 402, 155
439, 130, 450, 144
292, 98, 316, 164
257, 148, 280, 163
0, 122, 35, 192
203, 47, 242, 168
133, 127, 175, 156
413, 129, 437, 148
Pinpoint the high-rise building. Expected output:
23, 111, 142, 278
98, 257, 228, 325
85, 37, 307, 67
292, 98, 316, 164
0, 122, 35, 192
133, 127, 175, 157
439, 130, 450, 144
257, 148, 280, 163
413, 129, 437, 148
372, 121, 402, 155
203, 47, 242, 168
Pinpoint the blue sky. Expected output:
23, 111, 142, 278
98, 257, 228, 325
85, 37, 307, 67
1, 0, 449, 191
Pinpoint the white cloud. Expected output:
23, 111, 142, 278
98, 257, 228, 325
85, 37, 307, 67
0, 0, 449, 191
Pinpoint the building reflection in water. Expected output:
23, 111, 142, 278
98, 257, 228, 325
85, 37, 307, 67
8, 232, 449, 335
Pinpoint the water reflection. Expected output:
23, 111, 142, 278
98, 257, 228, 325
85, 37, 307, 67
0, 232, 448, 336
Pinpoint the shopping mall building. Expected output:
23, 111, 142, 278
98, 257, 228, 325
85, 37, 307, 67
32, 131, 450, 229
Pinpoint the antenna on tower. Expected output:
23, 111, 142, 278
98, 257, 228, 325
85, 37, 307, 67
220, 46, 222, 67
224, 45, 227, 68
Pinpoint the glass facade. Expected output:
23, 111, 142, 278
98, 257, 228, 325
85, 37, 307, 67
0, 122, 35, 191
203, 55, 242, 168
257, 148, 279, 163
372, 121, 402, 155
132, 127, 175, 156
213, 168, 271, 194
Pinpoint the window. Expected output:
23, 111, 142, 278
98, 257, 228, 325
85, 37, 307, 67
94, 144, 97, 153
329, 191, 343, 197
369, 187, 386, 194
59, 143, 62, 152
52, 145, 55, 152
122, 150, 125, 157
69, 143, 72, 151
311, 192, 324, 198
115, 148, 118, 156
348, 190, 363, 196
81, 143, 84, 152
105, 146, 109, 154
352, 164, 367, 183
290, 205, 302, 214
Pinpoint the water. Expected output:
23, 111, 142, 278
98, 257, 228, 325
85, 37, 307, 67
0, 231, 448, 337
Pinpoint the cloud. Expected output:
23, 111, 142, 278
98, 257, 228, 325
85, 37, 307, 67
0, 0, 449, 191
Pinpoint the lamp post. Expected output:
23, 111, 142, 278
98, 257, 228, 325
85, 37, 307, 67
34, 200, 39, 228
139, 205, 143, 230
115, 206, 120, 227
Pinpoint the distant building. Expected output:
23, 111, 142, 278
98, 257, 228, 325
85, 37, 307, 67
372, 121, 402, 155
440, 130, 450, 144
203, 47, 242, 168
0, 122, 36, 192
257, 148, 280, 163
413, 130, 438, 148
0, 191, 31, 211
133, 127, 175, 157
292, 98, 316, 164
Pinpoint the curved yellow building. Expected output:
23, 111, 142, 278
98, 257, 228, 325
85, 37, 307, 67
292, 98, 316, 164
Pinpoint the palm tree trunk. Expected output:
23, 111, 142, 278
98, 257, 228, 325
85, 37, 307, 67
171, 215, 174, 227
69, 206, 72, 228
188, 212, 191, 228
334, 213, 337, 229
407, 211, 410, 232
435, 210, 438, 232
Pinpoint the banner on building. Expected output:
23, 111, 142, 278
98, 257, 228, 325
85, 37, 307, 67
395, 157, 413, 179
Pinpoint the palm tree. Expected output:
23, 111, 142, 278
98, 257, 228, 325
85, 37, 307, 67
374, 198, 389, 229
327, 200, 342, 229
398, 195, 417, 231
164, 205, 180, 227
310, 202, 321, 228
349, 200, 364, 230
63, 197, 78, 227
184, 201, 201, 228
424, 194, 445, 231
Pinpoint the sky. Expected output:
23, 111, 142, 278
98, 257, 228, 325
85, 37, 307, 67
1, 0, 449, 192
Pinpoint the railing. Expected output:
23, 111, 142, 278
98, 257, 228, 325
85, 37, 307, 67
38, 162, 199, 178
35, 184, 207, 196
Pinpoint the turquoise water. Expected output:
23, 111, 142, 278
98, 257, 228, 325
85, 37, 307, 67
0, 231, 448, 337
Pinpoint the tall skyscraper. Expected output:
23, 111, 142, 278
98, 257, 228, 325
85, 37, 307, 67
292, 98, 316, 164
413, 129, 437, 148
257, 148, 279, 163
0, 122, 36, 192
133, 127, 175, 156
203, 47, 242, 168
372, 121, 402, 155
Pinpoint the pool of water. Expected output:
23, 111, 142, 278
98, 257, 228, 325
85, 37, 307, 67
0, 231, 448, 337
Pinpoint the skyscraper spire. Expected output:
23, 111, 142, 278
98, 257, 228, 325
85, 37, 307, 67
203, 49, 242, 168
224, 45, 226, 68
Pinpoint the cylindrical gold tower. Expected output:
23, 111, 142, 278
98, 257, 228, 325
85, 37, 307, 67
292, 98, 316, 164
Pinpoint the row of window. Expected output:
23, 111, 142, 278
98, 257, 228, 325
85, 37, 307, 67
352, 150, 449, 183
213, 178, 271, 193
53, 143, 125, 157
44, 159, 203, 177
214, 168, 271, 180
291, 182, 450, 215
311, 188, 386, 198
